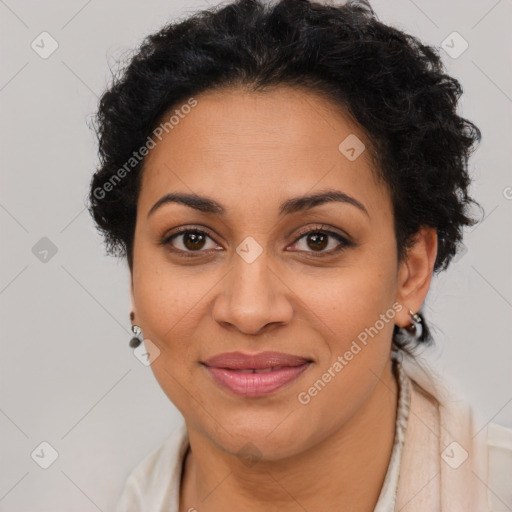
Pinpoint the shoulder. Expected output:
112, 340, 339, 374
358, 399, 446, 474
400, 352, 512, 510
114, 420, 189, 512
486, 421, 512, 511
487, 421, 512, 452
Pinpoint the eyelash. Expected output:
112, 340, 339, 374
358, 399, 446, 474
159, 224, 353, 258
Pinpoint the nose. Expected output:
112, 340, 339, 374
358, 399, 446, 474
212, 252, 294, 336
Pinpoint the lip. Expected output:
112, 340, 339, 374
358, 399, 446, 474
202, 351, 312, 397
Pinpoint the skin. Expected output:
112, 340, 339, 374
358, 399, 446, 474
130, 85, 438, 512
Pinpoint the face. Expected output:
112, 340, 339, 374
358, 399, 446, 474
131, 85, 405, 460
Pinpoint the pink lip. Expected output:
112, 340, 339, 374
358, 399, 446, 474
202, 351, 312, 397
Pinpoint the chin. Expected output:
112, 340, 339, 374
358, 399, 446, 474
200, 410, 312, 461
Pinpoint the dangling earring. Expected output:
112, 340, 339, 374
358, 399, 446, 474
405, 309, 422, 339
129, 311, 142, 348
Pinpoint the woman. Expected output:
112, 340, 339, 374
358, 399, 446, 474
88, 0, 512, 510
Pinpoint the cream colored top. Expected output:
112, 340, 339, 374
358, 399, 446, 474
114, 352, 512, 511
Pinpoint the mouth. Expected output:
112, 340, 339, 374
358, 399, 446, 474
201, 351, 313, 397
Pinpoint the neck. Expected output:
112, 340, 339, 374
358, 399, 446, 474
180, 357, 398, 512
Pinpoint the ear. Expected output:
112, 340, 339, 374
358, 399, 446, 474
394, 226, 438, 328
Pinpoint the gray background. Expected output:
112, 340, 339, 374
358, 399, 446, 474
1, 0, 511, 510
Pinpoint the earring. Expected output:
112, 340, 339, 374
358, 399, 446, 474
129, 311, 142, 348
405, 309, 422, 339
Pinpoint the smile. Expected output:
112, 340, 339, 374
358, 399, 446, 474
202, 351, 313, 397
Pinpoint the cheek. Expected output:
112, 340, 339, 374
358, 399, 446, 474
295, 250, 398, 345
132, 239, 213, 343
132, 260, 205, 412
291, 272, 398, 446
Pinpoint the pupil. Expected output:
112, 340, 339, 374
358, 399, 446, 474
308, 232, 328, 251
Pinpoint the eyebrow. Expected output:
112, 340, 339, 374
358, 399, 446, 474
147, 189, 369, 218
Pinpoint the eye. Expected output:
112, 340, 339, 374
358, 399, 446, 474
160, 224, 353, 258
160, 227, 220, 256
289, 225, 353, 256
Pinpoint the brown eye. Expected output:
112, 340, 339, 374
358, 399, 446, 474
161, 228, 218, 254
305, 232, 329, 251
182, 232, 207, 250
291, 226, 353, 256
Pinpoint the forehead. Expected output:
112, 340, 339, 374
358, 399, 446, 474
138, 85, 389, 218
